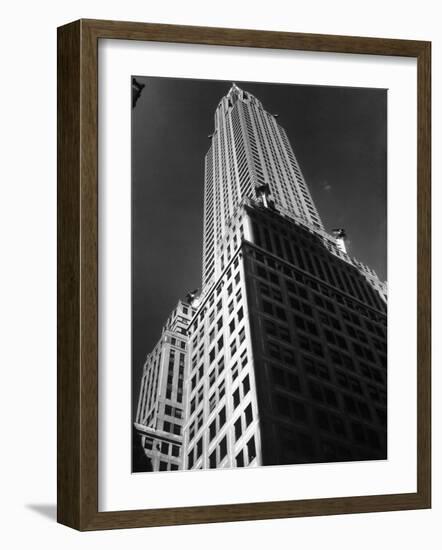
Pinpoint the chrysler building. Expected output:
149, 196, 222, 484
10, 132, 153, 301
135, 84, 387, 472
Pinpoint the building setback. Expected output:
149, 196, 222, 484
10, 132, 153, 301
135, 84, 387, 471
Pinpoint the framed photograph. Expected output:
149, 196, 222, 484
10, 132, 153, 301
57, 19, 431, 530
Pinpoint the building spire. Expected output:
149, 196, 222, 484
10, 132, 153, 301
227, 82, 242, 99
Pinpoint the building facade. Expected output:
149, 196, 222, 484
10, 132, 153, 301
135, 84, 387, 471
134, 301, 195, 471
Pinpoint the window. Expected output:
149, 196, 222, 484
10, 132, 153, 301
242, 374, 250, 396
257, 265, 267, 279
287, 372, 300, 392
292, 399, 307, 421
268, 341, 281, 360
344, 394, 357, 415
245, 403, 253, 426
209, 450, 216, 469
265, 319, 277, 337
219, 405, 226, 427
312, 341, 323, 357
217, 356, 225, 375
324, 387, 338, 407
272, 366, 285, 386
209, 419, 216, 441
188, 450, 194, 469
220, 436, 227, 461
230, 339, 237, 357
260, 282, 270, 297
209, 368, 216, 387
208, 392, 217, 413
276, 394, 290, 417
275, 306, 286, 321
236, 450, 244, 467
332, 415, 346, 436
196, 437, 203, 458
279, 326, 290, 342
231, 362, 239, 382
234, 417, 242, 441
233, 388, 240, 409
316, 409, 329, 430
247, 436, 256, 462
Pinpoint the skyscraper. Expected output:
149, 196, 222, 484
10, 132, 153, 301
134, 301, 195, 471
135, 83, 387, 472
202, 83, 323, 290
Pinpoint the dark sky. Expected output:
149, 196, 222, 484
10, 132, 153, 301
131, 76, 387, 417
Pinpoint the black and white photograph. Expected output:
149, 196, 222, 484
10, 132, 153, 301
131, 76, 387, 473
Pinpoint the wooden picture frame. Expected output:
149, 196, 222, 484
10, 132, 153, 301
57, 18, 431, 531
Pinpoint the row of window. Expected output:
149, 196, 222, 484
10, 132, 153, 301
144, 437, 180, 458
278, 425, 383, 463
190, 430, 257, 470
162, 421, 182, 436
274, 395, 385, 453
248, 244, 386, 326
251, 216, 384, 313
270, 350, 386, 417
169, 336, 186, 350
261, 288, 386, 375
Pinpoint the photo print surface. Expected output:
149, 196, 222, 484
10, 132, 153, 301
131, 77, 387, 473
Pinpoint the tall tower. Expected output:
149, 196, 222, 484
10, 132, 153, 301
202, 84, 323, 289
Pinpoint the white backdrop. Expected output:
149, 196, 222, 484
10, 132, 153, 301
0, 0, 440, 548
